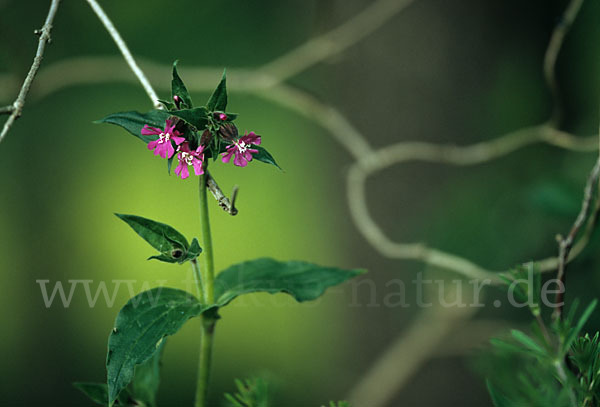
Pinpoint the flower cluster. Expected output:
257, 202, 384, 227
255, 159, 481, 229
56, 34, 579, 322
141, 110, 262, 180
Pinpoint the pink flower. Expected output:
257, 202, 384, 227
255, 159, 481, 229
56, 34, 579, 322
221, 132, 261, 167
175, 142, 205, 179
218, 113, 227, 121
142, 119, 185, 159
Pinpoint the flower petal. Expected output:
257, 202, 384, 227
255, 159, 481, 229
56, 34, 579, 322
166, 142, 175, 159
171, 136, 186, 145
192, 159, 204, 175
180, 165, 190, 179
221, 150, 234, 163
141, 125, 162, 136
234, 153, 248, 167
147, 140, 159, 150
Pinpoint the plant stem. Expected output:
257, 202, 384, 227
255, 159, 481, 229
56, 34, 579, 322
198, 171, 215, 304
196, 318, 216, 407
194, 166, 217, 407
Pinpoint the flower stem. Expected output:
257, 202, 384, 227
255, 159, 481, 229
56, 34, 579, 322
194, 167, 217, 407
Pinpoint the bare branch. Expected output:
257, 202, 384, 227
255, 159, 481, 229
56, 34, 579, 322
544, 0, 585, 124
0, 0, 60, 144
84, 0, 162, 109
260, 0, 415, 85
0, 105, 14, 115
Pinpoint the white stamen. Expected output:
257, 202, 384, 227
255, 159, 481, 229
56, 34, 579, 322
158, 132, 171, 143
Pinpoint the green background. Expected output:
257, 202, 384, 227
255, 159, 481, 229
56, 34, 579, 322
1, 0, 600, 406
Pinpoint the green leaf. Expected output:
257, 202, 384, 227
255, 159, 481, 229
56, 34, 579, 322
131, 339, 165, 407
157, 99, 175, 111
181, 238, 202, 263
74, 382, 133, 406
116, 214, 190, 263
74, 382, 110, 405
96, 110, 171, 143
171, 60, 193, 109
207, 70, 227, 111
510, 329, 546, 356
107, 287, 212, 407
253, 146, 281, 170
167, 155, 175, 175
563, 299, 598, 353
486, 380, 512, 407
169, 107, 209, 130
223, 377, 270, 407
214, 258, 365, 306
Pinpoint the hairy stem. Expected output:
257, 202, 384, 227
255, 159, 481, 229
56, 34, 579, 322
194, 165, 216, 407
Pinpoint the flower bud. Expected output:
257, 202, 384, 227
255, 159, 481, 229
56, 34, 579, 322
219, 123, 238, 141
173, 95, 182, 109
200, 129, 213, 146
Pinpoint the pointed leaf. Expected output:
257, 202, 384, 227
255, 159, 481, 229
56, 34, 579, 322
510, 329, 546, 356
74, 382, 110, 405
214, 258, 365, 306
116, 213, 189, 255
171, 60, 193, 108
107, 288, 212, 406
563, 299, 598, 352
157, 99, 175, 111
207, 70, 227, 111
486, 380, 512, 407
181, 238, 202, 263
131, 340, 165, 407
96, 110, 171, 143
169, 107, 209, 130
74, 382, 132, 406
254, 146, 281, 170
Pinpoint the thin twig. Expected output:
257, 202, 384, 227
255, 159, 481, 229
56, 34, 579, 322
552, 132, 600, 320
0, 105, 14, 115
260, 0, 415, 85
84, 0, 161, 109
543, 0, 585, 124
0, 0, 60, 144
205, 171, 238, 215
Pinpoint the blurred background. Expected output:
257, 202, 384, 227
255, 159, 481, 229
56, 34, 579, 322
1, 0, 600, 405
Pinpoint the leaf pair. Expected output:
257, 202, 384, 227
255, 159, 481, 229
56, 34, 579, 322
101, 259, 364, 406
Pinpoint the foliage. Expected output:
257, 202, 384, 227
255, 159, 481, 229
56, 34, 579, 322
484, 263, 599, 407
76, 65, 364, 406
223, 378, 270, 407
